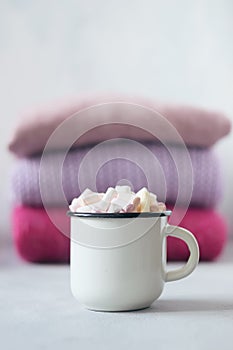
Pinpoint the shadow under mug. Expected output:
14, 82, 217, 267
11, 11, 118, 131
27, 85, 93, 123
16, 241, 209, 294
68, 211, 199, 312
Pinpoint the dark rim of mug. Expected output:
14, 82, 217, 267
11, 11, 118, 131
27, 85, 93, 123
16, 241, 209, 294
67, 210, 172, 218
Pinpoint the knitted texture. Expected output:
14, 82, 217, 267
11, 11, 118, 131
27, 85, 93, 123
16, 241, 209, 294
11, 141, 222, 207
12, 206, 227, 263
8, 94, 231, 157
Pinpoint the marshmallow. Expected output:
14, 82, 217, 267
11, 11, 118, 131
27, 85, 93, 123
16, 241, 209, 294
91, 200, 110, 212
83, 192, 104, 205
69, 186, 166, 214
135, 187, 150, 212
111, 191, 133, 209
150, 202, 166, 212
157, 202, 166, 212
149, 192, 158, 206
125, 204, 135, 212
115, 185, 131, 193
69, 188, 95, 211
69, 197, 85, 212
125, 197, 141, 213
75, 205, 94, 213
133, 197, 141, 211
107, 202, 122, 213
102, 187, 117, 202
150, 204, 159, 212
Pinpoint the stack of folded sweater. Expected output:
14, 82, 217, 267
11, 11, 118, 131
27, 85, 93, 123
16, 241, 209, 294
8, 95, 231, 263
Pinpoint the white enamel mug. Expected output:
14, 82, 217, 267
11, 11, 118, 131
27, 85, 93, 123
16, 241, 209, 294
68, 211, 199, 312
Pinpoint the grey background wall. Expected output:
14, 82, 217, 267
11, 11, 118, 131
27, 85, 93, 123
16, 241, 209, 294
0, 0, 232, 238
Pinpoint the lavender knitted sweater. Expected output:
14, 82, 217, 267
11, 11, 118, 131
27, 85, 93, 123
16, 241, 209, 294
11, 140, 222, 208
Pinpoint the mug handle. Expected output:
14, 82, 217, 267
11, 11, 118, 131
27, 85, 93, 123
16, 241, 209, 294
164, 224, 200, 282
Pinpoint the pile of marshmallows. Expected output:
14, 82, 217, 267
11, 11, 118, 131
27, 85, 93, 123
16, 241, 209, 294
69, 186, 166, 213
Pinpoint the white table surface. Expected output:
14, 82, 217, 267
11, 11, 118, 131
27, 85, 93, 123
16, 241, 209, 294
1, 238, 233, 350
